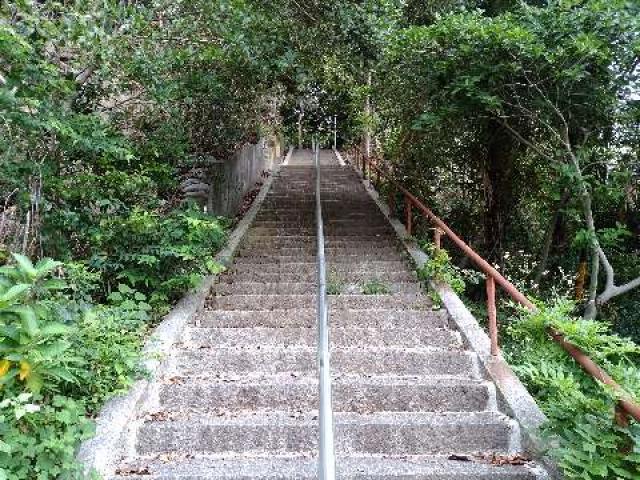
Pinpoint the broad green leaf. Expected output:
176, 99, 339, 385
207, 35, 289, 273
12, 306, 38, 336
11, 253, 36, 278
25, 371, 43, 393
0, 283, 30, 304
34, 258, 62, 276
39, 323, 71, 336
47, 367, 77, 384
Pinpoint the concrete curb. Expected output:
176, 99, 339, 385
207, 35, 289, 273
76, 163, 280, 478
282, 146, 294, 166
333, 148, 346, 166
350, 158, 560, 479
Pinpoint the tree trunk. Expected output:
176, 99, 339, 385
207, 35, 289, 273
482, 120, 515, 263
534, 188, 570, 284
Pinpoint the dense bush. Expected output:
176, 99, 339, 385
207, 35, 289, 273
87, 205, 228, 310
504, 299, 640, 479
0, 211, 226, 479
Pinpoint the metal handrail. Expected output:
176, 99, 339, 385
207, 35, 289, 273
314, 143, 337, 479
351, 147, 640, 425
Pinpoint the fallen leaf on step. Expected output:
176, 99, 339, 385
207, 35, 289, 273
448, 454, 471, 462
115, 465, 151, 475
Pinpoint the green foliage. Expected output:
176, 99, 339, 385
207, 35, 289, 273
326, 277, 344, 295
67, 302, 147, 412
361, 280, 391, 295
417, 242, 481, 294
0, 394, 94, 480
505, 298, 640, 479
89, 206, 227, 310
0, 255, 150, 478
0, 255, 76, 394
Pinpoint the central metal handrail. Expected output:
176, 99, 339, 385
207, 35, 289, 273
314, 143, 337, 479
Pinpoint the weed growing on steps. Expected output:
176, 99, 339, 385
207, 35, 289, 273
327, 273, 344, 295
416, 242, 481, 306
361, 280, 391, 295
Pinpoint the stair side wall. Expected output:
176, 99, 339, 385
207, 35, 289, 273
208, 136, 284, 217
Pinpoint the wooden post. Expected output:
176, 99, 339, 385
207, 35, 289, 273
486, 275, 498, 356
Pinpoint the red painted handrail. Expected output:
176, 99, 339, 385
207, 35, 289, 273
351, 148, 640, 424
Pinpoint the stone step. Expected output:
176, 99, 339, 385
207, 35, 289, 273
183, 326, 460, 349
113, 455, 541, 479
234, 252, 406, 263
135, 411, 515, 456
245, 234, 398, 243
194, 309, 449, 328
239, 246, 400, 256
254, 211, 372, 219
241, 239, 401, 249
230, 260, 410, 274
159, 377, 491, 413
173, 347, 477, 378
249, 227, 395, 236
212, 281, 421, 295
218, 270, 416, 284
251, 220, 388, 228
204, 293, 432, 311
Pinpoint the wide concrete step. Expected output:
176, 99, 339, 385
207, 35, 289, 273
183, 326, 460, 349
251, 220, 389, 228
159, 377, 491, 413
249, 227, 395, 236
204, 294, 432, 310
254, 211, 372, 219
212, 281, 421, 295
230, 260, 410, 274
239, 246, 400, 257
194, 309, 449, 328
234, 252, 406, 262
241, 239, 401, 250
135, 412, 515, 456
218, 270, 416, 284
244, 234, 399, 244
173, 347, 478, 378
113, 455, 541, 479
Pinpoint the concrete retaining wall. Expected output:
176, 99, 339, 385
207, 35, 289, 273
208, 137, 283, 216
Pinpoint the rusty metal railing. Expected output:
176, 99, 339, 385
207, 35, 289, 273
350, 147, 640, 426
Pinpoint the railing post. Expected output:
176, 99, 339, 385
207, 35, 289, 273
405, 195, 412, 236
434, 228, 444, 250
615, 403, 632, 454
615, 403, 629, 427
486, 275, 499, 356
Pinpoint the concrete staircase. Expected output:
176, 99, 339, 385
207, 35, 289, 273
113, 150, 546, 479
